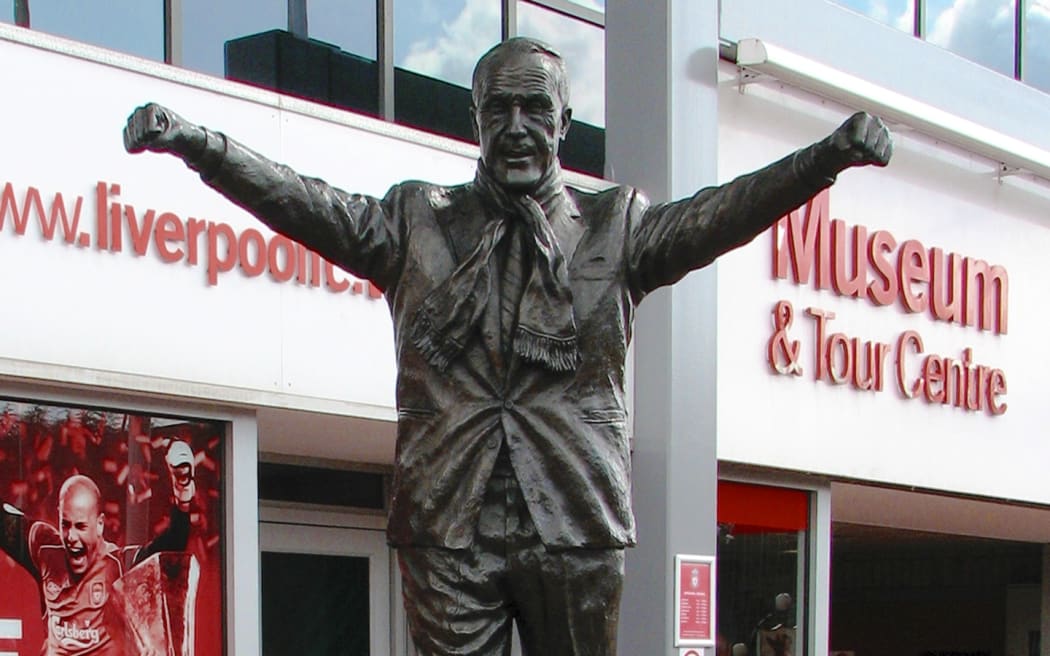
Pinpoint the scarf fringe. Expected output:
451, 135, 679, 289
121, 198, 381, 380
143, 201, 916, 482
514, 327, 579, 372
410, 312, 463, 371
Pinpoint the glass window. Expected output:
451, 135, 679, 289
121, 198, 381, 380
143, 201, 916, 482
394, 0, 501, 89
307, 0, 376, 58
1, 0, 163, 60
831, 524, 1042, 656
1024, 0, 1050, 92
180, 0, 287, 77
560, 0, 605, 11
258, 462, 386, 509
831, 0, 915, 32
260, 522, 391, 655
925, 0, 1017, 76
517, 1, 605, 127
717, 482, 810, 656
261, 551, 370, 654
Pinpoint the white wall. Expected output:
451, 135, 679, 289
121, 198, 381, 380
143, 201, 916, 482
714, 63, 1050, 504
0, 29, 479, 416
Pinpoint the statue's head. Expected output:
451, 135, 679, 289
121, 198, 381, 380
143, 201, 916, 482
471, 37, 572, 192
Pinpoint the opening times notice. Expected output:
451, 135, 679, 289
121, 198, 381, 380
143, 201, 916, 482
675, 555, 715, 647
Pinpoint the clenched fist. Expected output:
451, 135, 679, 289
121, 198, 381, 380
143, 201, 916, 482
123, 103, 204, 158
821, 112, 893, 172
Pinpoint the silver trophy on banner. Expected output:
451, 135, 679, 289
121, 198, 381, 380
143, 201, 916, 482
113, 552, 200, 656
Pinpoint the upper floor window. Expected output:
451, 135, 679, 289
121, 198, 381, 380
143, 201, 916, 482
565, 0, 604, 10
1023, 0, 1050, 92
3, 0, 607, 176
828, 0, 915, 32
2, 0, 164, 61
305, 0, 376, 58
831, 0, 1050, 93
394, 0, 501, 89
517, 0, 606, 128
180, 0, 287, 77
925, 0, 1016, 77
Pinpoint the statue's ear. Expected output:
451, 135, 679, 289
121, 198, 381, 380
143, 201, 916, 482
470, 105, 481, 142
559, 106, 573, 140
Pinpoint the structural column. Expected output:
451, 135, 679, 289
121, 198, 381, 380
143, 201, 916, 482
606, 1, 721, 654
1042, 545, 1050, 656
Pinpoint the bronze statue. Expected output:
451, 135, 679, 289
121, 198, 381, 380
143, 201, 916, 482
124, 37, 891, 656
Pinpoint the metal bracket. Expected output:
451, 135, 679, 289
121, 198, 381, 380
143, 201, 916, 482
736, 67, 769, 93
997, 164, 1021, 184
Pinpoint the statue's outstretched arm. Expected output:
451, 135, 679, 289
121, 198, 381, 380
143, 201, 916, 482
123, 103, 400, 287
627, 112, 892, 297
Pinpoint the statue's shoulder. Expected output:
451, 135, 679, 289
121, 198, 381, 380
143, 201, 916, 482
389, 180, 474, 211
565, 183, 645, 218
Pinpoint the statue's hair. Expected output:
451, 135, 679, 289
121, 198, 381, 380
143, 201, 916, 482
59, 474, 102, 514
471, 37, 570, 108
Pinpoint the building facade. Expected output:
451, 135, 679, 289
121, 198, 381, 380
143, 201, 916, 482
0, 1, 1049, 655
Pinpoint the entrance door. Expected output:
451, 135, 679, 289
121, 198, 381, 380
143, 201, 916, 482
260, 519, 391, 656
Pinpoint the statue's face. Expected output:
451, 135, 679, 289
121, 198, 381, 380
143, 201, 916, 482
472, 53, 572, 191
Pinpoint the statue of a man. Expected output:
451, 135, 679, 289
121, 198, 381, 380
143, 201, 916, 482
124, 37, 890, 656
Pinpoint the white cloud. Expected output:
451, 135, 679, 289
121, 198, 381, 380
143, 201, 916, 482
927, 0, 1015, 75
834, 0, 915, 32
400, 0, 501, 89
892, 1, 915, 32
517, 3, 605, 126
868, 0, 915, 31
1026, 0, 1050, 91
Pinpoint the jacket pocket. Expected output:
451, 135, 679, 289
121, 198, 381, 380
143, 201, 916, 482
581, 408, 627, 425
398, 407, 437, 420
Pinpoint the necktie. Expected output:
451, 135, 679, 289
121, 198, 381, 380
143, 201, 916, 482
500, 223, 526, 354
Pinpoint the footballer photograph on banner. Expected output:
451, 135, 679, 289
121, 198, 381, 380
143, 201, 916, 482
0, 398, 224, 655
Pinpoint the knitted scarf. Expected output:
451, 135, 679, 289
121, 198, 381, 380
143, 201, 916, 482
410, 161, 579, 373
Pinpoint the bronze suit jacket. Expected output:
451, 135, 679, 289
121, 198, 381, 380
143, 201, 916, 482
197, 136, 833, 550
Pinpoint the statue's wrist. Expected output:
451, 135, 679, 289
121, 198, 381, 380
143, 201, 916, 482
183, 127, 227, 180
171, 124, 207, 160
793, 140, 839, 188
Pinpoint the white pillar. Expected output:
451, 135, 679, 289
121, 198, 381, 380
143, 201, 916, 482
606, 1, 721, 653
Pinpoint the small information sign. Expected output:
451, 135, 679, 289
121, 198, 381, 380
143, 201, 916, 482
674, 554, 715, 648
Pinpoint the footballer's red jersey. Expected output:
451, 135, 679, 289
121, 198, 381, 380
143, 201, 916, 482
29, 522, 130, 656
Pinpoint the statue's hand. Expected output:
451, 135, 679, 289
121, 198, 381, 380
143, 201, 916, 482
823, 111, 892, 171
123, 103, 203, 157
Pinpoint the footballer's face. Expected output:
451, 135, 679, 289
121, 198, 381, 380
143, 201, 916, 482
60, 488, 105, 577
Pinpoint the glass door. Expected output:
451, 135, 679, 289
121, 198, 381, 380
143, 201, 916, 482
717, 481, 812, 656
260, 520, 391, 655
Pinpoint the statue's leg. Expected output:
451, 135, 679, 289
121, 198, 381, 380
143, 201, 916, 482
396, 463, 526, 656
397, 545, 514, 656
509, 547, 625, 656
486, 456, 625, 656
